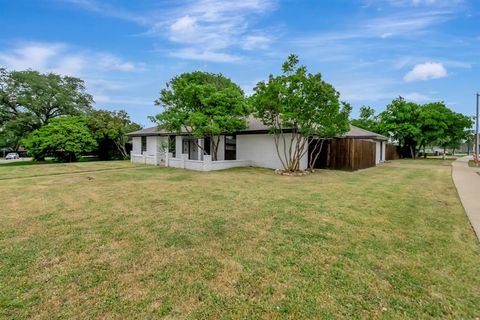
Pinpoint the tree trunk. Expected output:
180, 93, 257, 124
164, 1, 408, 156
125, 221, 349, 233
211, 136, 219, 161
114, 140, 128, 159
308, 139, 324, 171
443, 147, 446, 159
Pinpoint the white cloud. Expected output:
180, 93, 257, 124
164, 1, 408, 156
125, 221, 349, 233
169, 49, 242, 63
365, 0, 463, 7
242, 35, 273, 50
66, 0, 278, 62
0, 42, 143, 75
0, 42, 146, 107
62, 0, 150, 25
401, 92, 433, 101
403, 62, 447, 81
0, 43, 84, 75
155, 0, 276, 61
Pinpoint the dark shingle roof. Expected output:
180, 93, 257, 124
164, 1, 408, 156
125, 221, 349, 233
128, 118, 387, 141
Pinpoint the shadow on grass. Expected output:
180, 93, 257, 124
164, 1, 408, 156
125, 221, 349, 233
0, 157, 103, 167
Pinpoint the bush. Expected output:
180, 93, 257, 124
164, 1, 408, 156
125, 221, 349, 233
23, 116, 97, 162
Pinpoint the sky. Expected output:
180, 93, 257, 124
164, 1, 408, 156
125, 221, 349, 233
0, 0, 479, 126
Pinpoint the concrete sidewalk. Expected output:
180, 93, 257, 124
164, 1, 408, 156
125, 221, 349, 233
452, 156, 480, 240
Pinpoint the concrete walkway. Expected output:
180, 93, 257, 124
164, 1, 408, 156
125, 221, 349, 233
452, 156, 480, 240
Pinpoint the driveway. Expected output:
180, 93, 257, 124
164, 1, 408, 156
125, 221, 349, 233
0, 157, 32, 164
452, 155, 480, 240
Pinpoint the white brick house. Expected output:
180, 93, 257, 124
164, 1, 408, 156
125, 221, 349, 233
128, 117, 387, 171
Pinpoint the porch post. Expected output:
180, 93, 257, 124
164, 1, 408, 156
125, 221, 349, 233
181, 153, 188, 169
203, 155, 212, 171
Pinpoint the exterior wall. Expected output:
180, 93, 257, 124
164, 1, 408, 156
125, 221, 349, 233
381, 141, 386, 163
237, 133, 308, 170
132, 137, 141, 154
210, 160, 251, 170
146, 136, 158, 155
131, 136, 168, 165
375, 141, 381, 164
166, 154, 251, 171
374, 140, 387, 164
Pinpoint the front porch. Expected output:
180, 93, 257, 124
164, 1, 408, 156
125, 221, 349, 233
130, 134, 251, 171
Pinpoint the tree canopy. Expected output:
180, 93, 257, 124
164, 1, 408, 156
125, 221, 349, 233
350, 106, 379, 133
250, 54, 351, 171
351, 97, 472, 158
0, 68, 93, 150
152, 71, 249, 160
23, 116, 97, 162
88, 109, 142, 160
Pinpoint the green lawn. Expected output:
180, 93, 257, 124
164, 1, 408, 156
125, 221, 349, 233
0, 162, 479, 319
390, 157, 456, 166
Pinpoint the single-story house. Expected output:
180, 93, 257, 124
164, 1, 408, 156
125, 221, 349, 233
127, 117, 388, 171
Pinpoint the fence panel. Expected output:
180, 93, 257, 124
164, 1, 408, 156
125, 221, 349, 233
309, 138, 377, 171
385, 144, 400, 160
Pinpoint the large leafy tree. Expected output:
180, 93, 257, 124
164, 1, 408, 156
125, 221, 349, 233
351, 106, 379, 133
88, 109, 142, 160
437, 111, 472, 157
152, 71, 248, 160
250, 54, 351, 172
378, 97, 422, 158
416, 102, 451, 157
0, 68, 93, 150
23, 116, 97, 162
371, 97, 471, 158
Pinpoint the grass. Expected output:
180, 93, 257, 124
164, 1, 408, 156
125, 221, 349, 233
468, 160, 479, 168
0, 156, 103, 168
0, 162, 479, 319
389, 157, 456, 166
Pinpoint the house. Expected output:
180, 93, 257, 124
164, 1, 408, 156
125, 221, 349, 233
127, 117, 388, 171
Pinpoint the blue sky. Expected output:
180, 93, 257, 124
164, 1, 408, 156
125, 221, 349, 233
0, 0, 479, 126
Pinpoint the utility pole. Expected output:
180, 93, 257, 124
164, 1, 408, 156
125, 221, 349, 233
477, 93, 480, 164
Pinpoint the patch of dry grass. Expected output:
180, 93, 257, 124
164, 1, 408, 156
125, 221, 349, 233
0, 162, 479, 319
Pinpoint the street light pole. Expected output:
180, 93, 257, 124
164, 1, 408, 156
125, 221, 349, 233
477, 93, 480, 164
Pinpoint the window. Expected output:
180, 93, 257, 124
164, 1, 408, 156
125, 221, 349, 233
141, 136, 147, 153
224, 135, 236, 160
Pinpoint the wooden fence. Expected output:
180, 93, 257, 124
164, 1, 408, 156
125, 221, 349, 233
309, 138, 376, 171
385, 144, 400, 160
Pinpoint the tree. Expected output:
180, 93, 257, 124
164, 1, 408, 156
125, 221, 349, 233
152, 72, 248, 160
416, 102, 451, 157
464, 129, 475, 155
250, 54, 351, 172
23, 116, 97, 162
351, 106, 379, 133
0, 68, 93, 150
378, 97, 422, 158
437, 111, 472, 158
88, 109, 142, 160
374, 97, 471, 158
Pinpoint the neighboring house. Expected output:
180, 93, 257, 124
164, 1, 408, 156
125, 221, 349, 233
127, 117, 388, 171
